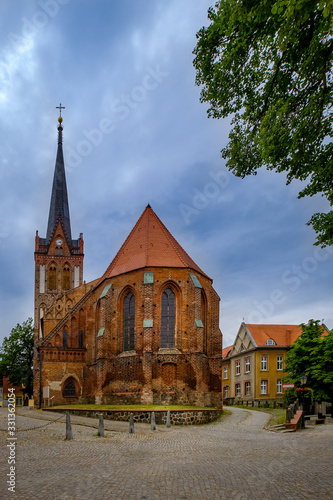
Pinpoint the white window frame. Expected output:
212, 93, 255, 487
235, 360, 241, 375
235, 383, 241, 397
277, 355, 283, 371
245, 381, 251, 396
245, 357, 250, 373
224, 386, 229, 398
223, 366, 228, 379
260, 380, 268, 395
276, 379, 282, 394
261, 355, 268, 371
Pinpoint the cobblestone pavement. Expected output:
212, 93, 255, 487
1, 406, 332, 500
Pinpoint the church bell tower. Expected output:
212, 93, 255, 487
34, 108, 84, 342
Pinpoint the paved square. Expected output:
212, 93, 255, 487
1, 407, 332, 499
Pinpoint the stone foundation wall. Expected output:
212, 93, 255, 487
47, 408, 222, 425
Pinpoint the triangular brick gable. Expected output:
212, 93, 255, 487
100, 205, 209, 280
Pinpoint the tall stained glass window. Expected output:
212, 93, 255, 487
161, 288, 175, 348
123, 292, 135, 351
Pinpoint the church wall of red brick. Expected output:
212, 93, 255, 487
34, 266, 222, 407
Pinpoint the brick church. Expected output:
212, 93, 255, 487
33, 114, 223, 407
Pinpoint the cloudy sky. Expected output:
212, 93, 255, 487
0, 0, 332, 348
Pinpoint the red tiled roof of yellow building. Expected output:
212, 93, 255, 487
246, 324, 302, 347
222, 345, 232, 358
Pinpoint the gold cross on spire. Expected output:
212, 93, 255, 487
56, 103, 65, 117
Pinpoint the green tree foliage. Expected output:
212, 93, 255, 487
0, 318, 34, 398
193, 0, 333, 246
284, 320, 333, 403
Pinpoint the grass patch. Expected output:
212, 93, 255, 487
232, 404, 286, 426
50, 404, 217, 411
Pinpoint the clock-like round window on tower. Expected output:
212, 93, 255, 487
56, 238, 62, 245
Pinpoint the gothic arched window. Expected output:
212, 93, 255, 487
78, 330, 83, 348
201, 289, 207, 354
64, 379, 76, 396
63, 329, 68, 348
161, 288, 175, 348
63, 265, 70, 290
48, 265, 57, 290
123, 292, 135, 351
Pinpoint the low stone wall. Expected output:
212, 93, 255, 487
224, 398, 285, 408
46, 408, 222, 425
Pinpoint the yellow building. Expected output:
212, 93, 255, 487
0, 376, 25, 407
222, 323, 302, 404
222, 345, 232, 400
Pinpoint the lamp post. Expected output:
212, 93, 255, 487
300, 372, 307, 429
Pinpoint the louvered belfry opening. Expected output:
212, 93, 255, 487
123, 292, 135, 351
48, 265, 57, 290
161, 288, 175, 348
63, 265, 70, 289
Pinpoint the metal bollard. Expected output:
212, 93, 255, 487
129, 412, 134, 434
65, 411, 73, 440
166, 410, 171, 428
98, 413, 105, 437
151, 412, 156, 431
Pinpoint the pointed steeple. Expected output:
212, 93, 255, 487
46, 114, 72, 244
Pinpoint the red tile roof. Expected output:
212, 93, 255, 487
100, 205, 209, 280
222, 345, 232, 358
246, 324, 302, 347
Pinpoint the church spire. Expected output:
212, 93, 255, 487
46, 109, 72, 244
